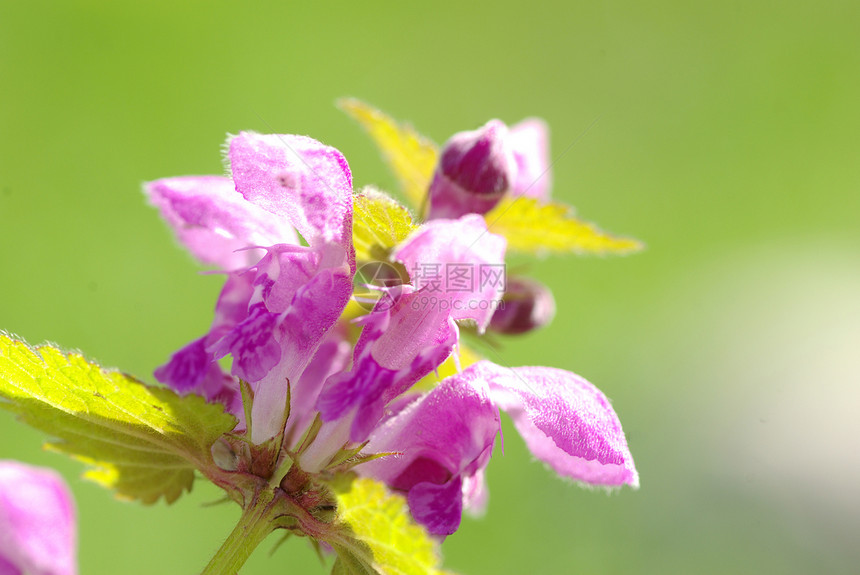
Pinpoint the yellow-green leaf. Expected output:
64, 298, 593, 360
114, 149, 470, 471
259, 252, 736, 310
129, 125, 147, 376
353, 188, 418, 263
339, 98, 438, 209
0, 334, 237, 504
328, 477, 449, 575
485, 197, 644, 255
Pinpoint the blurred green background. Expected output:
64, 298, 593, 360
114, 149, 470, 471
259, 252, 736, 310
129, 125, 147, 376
2, 1, 859, 573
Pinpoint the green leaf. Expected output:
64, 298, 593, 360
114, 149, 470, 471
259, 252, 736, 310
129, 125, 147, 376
353, 188, 418, 263
0, 333, 237, 504
327, 477, 450, 575
485, 197, 644, 255
339, 98, 438, 209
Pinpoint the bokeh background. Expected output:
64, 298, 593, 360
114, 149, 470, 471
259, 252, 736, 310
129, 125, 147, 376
2, 1, 859, 573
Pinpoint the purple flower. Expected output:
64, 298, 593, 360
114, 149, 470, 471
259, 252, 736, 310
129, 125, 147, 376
147, 132, 356, 443
146, 121, 638, 538
0, 461, 76, 575
426, 118, 551, 220
314, 215, 507, 448
359, 361, 638, 535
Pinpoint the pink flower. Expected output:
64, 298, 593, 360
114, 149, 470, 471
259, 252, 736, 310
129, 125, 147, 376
427, 118, 551, 220
146, 121, 637, 537
147, 132, 355, 443
0, 461, 76, 575
359, 361, 638, 535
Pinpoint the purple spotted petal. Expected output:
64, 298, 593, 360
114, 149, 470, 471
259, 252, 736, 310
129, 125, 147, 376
153, 337, 211, 394
407, 477, 464, 536
144, 176, 297, 270
508, 118, 551, 200
228, 132, 355, 264
246, 244, 324, 313
394, 215, 507, 331
359, 369, 500, 535
212, 305, 282, 384
227, 262, 354, 443
476, 361, 638, 487
0, 462, 76, 575
316, 287, 458, 442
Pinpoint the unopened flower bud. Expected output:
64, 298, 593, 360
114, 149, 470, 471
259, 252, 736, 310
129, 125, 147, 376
427, 120, 517, 219
489, 277, 555, 335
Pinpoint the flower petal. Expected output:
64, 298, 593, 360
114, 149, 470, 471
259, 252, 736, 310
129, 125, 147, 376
394, 215, 507, 330
359, 368, 500, 535
284, 326, 352, 441
317, 287, 458, 442
406, 477, 464, 536
144, 175, 297, 270
237, 263, 353, 443
508, 118, 551, 200
228, 132, 355, 263
0, 462, 76, 575
427, 120, 517, 219
477, 361, 638, 487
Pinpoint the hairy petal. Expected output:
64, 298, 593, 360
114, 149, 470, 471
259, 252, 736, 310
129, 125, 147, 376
394, 215, 507, 330
228, 132, 355, 265
144, 175, 297, 270
508, 118, 551, 200
0, 462, 76, 575
477, 361, 638, 488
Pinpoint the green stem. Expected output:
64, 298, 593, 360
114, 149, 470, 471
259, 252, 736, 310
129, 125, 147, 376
201, 489, 278, 575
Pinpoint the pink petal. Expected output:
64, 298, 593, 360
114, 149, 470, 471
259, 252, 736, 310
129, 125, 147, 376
0, 462, 76, 575
359, 369, 500, 535
477, 361, 639, 488
283, 326, 352, 442
316, 287, 458, 442
144, 175, 297, 270
228, 132, 355, 266
393, 215, 507, 331
508, 118, 551, 200
244, 264, 354, 443
407, 477, 464, 536
427, 120, 517, 219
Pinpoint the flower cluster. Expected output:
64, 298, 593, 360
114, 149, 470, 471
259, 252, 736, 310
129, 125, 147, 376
146, 107, 638, 537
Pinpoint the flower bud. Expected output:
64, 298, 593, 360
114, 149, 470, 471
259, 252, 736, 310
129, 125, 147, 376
427, 120, 517, 219
489, 277, 556, 335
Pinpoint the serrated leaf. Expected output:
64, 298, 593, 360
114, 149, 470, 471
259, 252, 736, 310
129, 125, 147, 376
485, 197, 644, 255
340, 99, 438, 209
353, 188, 418, 263
328, 477, 448, 575
0, 334, 237, 504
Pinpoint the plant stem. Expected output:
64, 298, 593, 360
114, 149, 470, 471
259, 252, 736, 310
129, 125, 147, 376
200, 489, 278, 575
